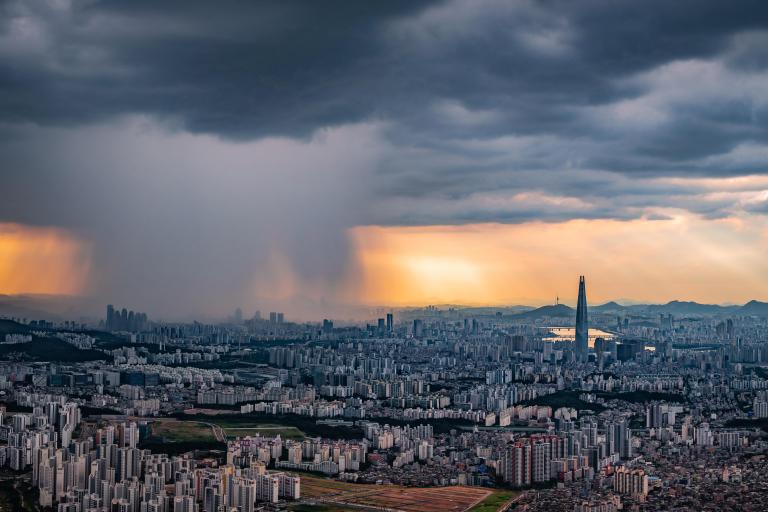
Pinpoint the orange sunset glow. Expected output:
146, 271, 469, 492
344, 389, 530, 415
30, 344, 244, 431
5, 214, 768, 308
351, 213, 768, 306
0, 223, 91, 296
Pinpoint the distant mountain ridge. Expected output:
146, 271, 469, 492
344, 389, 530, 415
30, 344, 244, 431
510, 303, 575, 319
592, 299, 768, 317
504, 300, 768, 318
738, 300, 768, 316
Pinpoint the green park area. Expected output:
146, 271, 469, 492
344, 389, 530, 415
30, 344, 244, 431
0, 320, 110, 363
179, 412, 364, 440
0, 473, 38, 512
148, 418, 306, 444
214, 420, 305, 440
151, 420, 215, 442
595, 390, 687, 404
520, 390, 605, 412
725, 418, 768, 433
468, 490, 518, 512
519, 389, 687, 413
138, 419, 224, 455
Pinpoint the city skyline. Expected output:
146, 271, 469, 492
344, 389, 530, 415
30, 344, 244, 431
2, 264, 767, 512
3, 219, 768, 321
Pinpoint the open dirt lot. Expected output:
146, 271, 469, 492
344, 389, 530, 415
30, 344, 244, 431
299, 475, 516, 512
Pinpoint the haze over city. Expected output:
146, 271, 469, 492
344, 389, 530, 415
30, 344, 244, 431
3, 1, 768, 320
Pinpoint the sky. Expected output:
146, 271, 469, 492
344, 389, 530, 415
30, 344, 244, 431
2, 0, 768, 320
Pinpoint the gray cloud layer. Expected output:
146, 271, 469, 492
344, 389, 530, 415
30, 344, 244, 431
2, 0, 768, 316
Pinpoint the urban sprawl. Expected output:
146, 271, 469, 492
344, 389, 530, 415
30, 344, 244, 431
1, 277, 768, 511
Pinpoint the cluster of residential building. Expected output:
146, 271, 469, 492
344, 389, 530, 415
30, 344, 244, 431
2, 294, 768, 511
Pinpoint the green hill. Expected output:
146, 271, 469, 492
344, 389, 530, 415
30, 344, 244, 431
0, 335, 111, 363
0, 319, 31, 335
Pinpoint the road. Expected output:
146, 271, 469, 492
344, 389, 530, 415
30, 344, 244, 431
201, 421, 227, 442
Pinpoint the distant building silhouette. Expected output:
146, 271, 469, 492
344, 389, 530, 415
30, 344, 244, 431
106, 304, 115, 329
575, 275, 589, 361
105, 304, 149, 332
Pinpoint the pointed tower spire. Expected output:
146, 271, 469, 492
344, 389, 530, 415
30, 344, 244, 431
575, 275, 589, 361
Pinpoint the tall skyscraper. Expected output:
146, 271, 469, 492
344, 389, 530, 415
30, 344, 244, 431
575, 275, 588, 361
106, 305, 115, 330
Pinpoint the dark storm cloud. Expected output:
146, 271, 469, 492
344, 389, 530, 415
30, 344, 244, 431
0, 0, 435, 136
2, 0, 767, 144
2, 0, 768, 316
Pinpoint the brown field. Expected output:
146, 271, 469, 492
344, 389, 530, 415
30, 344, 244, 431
298, 475, 515, 512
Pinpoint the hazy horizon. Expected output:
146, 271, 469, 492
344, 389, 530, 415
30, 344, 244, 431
0, 289, 765, 324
